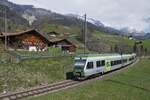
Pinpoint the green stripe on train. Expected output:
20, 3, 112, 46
105, 60, 111, 72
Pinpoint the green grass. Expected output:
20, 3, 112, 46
0, 48, 98, 93
14, 48, 63, 57
0, 56, 74, 92
143, 39, 150, 50
94, 31, 135, 46
13, 48, 94, 60
41, 23, 81, 34
0, 40, 5, 52
30, 58, 150, 100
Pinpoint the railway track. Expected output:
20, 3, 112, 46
0, 80, 80, 100
0, 59, 139, 100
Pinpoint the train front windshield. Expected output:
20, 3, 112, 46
74, 60, 86, 69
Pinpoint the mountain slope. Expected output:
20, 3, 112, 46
0, 4, 29, 32
134, 33, 150, 40
0, 0, 123, 35
2, 0, 148, 53
1, 0, 149, 40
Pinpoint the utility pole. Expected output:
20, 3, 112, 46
4, 8, 7, 50
84, 14, 87, 54
76, 14, 87, 54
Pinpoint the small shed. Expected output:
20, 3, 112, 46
47, 31, 60, 37
48, 36, 76, 53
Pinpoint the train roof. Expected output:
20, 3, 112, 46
75, 53, 134, 60
76, 53, 121, 57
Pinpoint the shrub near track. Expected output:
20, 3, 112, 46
0, 56, 74, 93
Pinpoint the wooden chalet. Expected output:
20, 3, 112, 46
0, 29, 76, 52
0, 29, 49, 51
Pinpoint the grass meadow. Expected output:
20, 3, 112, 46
30, 58, 150, 100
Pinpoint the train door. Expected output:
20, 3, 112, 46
105, 60, 111, 72
84, 61, 95, 76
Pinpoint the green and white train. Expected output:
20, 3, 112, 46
73, 53, 136, 80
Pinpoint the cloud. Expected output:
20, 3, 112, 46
9, 0, 150, 32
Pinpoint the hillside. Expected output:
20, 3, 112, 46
86, 31, 135, 53
30, 58, 150, 100
0, 4, 29, 32
94, 31, 135, 46
0, 57, 74, 93
134, 33, 150, 40
143, 39, 150, 50
0, 0, 149, 53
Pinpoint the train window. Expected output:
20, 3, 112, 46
102, 60, 105, 66
122, 59, 127, 63
114, 61, 117, 65
87, 62, 93, 69
96, 61, 101, 67
111, 61, 114, 66
117, 60, 119, 64
75, 60, 86, 69
129, 58, 132, 61
96, 60, 105, 67
117, 60, 122, 64
111, 60, 122, 66
111, 61, 115, 66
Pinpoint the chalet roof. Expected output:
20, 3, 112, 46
48, 36, 67, 42
47, 36, 76, 47
0, 32, 21, 37
0, 29, 50, 43
44, 32, 66, 42
47, 31, 60, 35
0, 29, 37, 37
0, 29, 76, 47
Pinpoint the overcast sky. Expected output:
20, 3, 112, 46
9, 0, 150, 32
